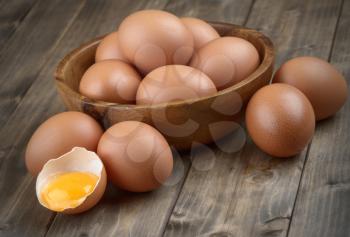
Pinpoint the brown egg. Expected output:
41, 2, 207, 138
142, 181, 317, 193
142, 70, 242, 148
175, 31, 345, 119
190, 37, 260, 90
246, 84, 315, 157
25, 112, 103, 176
95, 31, 129, 63
97, 121, 173, 192
79, 60, 141, 103
273, 56, 348, 120
181, 17, 220, 50
136, 65, 217, 105
118, 10, 194, 75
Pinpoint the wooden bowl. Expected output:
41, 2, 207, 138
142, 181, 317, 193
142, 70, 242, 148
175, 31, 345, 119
55, 22, 274, 150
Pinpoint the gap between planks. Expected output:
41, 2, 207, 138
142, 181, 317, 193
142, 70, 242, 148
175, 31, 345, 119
159, 1, 257, 236
286, 1, 345, 236
161, 0, 344, 236
287, 0, 350, 236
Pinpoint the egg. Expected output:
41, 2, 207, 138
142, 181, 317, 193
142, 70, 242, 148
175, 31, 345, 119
118, 10, 194, 75
136, 65, 217, 105
190, 37, 260, 90
95, 31, 129, 63
36, 147, 107, 214
79, 60, 141, 103
180, 17, 220, 50
273, 56, 348, 120
25, 112, 103, 175
97, 121, 173, 192
246, 84, 315, 157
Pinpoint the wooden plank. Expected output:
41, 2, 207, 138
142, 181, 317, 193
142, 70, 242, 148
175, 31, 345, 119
46, 153, 190, 237
0, 1, 253, 236
165, 0, 253, 23
0, 0, 38, 48
163, 0, 343, 236
0, 0, 190, 237
0, 1, 86, 237
0, 0, 85, 128
288, 1, 350, 237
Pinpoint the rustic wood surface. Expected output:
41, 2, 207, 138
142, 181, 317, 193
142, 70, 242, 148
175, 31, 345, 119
0, 0, 348, 237
0, 0, 37, 46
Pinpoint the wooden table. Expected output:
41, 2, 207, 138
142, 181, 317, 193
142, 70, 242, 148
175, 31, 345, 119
0, 0, 349, 236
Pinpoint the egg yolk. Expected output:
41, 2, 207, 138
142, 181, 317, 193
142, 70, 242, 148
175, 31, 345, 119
41, 172, 99, 212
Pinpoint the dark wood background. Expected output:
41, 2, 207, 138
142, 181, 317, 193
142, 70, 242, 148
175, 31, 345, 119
0, 0, 349, 236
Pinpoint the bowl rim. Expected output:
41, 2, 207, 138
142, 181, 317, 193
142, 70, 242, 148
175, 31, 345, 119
55, 22, 274, 110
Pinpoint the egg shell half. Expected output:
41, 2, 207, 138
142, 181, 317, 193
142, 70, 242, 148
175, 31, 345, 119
36, 147, 107, 214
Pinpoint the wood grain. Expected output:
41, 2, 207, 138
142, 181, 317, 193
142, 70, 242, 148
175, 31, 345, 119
0, 0, 86, 236
0, 0, 37, 48
0, 0, 85, 128
0, 1, 348, 237
163, 0, 343, 236
164, 0, 253, 24
0, 1, 187, 237
288, 1, 350, 236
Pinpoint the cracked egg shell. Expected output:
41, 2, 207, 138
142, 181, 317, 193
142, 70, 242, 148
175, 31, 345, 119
36, 147, 107, 214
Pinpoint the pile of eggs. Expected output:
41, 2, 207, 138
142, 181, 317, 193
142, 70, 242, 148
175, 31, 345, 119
24, 9, 347, 214
80, 10, 260, 104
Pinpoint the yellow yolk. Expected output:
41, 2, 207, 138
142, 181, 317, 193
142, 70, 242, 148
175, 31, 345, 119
41, 172, 99, 212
